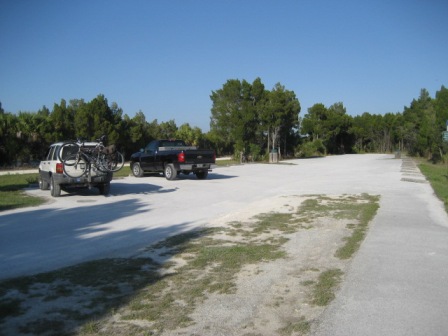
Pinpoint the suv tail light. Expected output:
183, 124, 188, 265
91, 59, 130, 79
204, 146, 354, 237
178, 152, 185, 163
56, 163, 64, 174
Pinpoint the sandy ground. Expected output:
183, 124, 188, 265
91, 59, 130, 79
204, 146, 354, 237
161, 195, 355, 336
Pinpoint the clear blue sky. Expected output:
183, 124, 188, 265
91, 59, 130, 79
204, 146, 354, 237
1, 0, 447, 131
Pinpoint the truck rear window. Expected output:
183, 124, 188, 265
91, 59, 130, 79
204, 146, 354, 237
160, 141, 185, 147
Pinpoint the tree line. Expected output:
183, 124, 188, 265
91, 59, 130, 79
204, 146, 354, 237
1, 78, 447, 167
208, 78, 448, 162
0, 95, 209, 166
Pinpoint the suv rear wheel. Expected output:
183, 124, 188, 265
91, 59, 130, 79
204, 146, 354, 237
39, 176, 49, 190
50, 176, 61, 197
98, 182, 110, 196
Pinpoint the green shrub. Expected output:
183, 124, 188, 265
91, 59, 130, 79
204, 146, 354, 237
296, 140, 326, 158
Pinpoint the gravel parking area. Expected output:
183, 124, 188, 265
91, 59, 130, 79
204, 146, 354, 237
1, 154, 448, 335
1, 154, 394, 279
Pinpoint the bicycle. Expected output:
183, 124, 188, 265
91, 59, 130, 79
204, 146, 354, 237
57, 136, 124, 178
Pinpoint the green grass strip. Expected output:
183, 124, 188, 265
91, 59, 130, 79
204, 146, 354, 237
0, 173, 45, 211
311, 269, 344, 306
335, 195, 380, 260
419, 161, 448, 213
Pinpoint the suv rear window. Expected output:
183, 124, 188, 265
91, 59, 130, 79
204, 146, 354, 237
60, 144, 80, 160
46, 146, 57, 161
58, 144, 99, 160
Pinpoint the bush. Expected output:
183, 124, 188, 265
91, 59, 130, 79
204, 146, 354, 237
248, 144, 262, 162
296, 140, 326, 158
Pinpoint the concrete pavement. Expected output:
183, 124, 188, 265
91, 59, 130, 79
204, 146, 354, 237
311, 157, 448, 336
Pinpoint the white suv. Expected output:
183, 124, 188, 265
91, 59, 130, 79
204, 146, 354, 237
38, 141, 113, 197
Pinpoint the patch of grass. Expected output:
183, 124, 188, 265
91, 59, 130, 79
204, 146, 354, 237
0, 298, 23, 321
299, 194, 377, 222
79, 319, 102, 335
229, 221, 243, 228
295, 194, 380, 260
25, 175, 39, 184
215, 159, 239, 166
335, 195, 380, 259
112, 164, 131, 178
252, 212, 297, 234
279, 316, 311, 335
225, 211, 308, 240
191, 244, 286, 273
0, 173, 46, 211
419, 161, 448, 213
298, 198, 321, 214
301, 280, 315, 286
311, 269, 343, 306
123, 227, 288, 331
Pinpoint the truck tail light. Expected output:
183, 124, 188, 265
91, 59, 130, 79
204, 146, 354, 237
178, 152, 185, 163
213, 152, 216, 162
56, 163, 64, 174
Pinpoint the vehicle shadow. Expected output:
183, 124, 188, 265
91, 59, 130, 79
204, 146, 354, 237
57, 182, 177, 197
0, 197, 219, 335
110, 182, 178, 196
189, 172, 237, 180
0, 198, 196, 280
137, 172, 238, 181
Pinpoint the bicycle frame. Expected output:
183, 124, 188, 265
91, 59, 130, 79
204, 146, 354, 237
59, 135, 124, 179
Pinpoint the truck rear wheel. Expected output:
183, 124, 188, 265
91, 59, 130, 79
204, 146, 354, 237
195, 171, 208, 180
164, 164, 177, 180
132, 163, 144, 177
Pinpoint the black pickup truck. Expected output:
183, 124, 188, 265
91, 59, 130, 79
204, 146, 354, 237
130, 139, 216, 180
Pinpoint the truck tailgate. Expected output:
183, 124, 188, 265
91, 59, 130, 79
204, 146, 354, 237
184, 150, 215, 164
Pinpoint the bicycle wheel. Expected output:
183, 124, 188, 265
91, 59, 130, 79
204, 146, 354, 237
93, 153, 109, 173
103, 151, 125, 172
58, 142, 80, 162
63, 153, 88, 178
